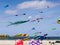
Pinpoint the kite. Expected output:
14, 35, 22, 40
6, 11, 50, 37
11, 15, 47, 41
51, 28, 56, 30
32, 27, 35, 30
8, 20, 30, 26
36, 18, 43, 21
34, 33, 47, 40
34, 36, 46, 40
31, 18, 43, 22
57, 19, 60, 24
40, 11, 43, 13
47, 5, 49, 8
32, 32, 38, 36
33, 32, 41, 36
15, 15, 18, 16
31, 20, 36, 22
23, 13, 26, 15
34, 32, 39, 34
44, 33, 48, 36
4, 5, 9, 8
36, 18, 43, 22
38, 32, 41, 34
40, 36, 46, 40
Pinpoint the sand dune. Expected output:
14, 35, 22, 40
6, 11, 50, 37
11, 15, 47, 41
0, 40, 60, 45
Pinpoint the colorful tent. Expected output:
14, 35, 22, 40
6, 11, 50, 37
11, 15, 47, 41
29, 39, 41, 45
15, 39, 23, 45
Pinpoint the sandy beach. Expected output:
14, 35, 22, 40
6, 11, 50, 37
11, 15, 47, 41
0, 40, 60, 45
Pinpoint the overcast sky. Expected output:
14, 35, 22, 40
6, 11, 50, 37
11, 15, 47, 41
0, 0, 60, 36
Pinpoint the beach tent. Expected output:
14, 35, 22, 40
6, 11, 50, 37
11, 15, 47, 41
15, 39, 23, 45
29, 39, 41, 45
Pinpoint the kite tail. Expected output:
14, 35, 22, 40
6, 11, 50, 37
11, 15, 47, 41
7, 22, 13, 27
27, 20, 30, 22
9, 22, 13, 24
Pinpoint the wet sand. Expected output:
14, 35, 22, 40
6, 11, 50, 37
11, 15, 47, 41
0, 40, 60, 45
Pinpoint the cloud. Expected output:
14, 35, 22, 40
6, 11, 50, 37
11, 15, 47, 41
17, 1, 60, 9
5, 0, 60, 15
5, 10, 17, 15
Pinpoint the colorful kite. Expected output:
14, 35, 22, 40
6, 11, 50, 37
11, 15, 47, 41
33, 32, 41, 36
57, 19, 60, 24
34, 32, 39, 34
8, 20, 30, 26
31, 17, 43, 22
32, 32, 38, 36
51, 28, 56, 30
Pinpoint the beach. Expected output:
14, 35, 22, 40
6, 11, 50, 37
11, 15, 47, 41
0, 40, 60, 45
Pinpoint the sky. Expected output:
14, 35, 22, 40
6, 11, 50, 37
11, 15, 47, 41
0, 0, 60, 36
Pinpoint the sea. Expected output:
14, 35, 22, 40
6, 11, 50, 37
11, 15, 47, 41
0, 36, 60, 40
